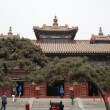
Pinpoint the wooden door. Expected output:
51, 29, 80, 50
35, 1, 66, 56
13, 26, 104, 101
24, 83, 31, 97
81, 83, 88, 97
74, 84, 81, 98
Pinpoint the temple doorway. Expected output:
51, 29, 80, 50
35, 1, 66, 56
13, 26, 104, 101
47, 80, 64, 96
88, 82, 98, 96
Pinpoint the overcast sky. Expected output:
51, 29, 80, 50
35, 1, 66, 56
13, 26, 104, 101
0, 0, 110, 40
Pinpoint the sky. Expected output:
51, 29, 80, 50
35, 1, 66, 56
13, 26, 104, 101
0, 0, 110, 40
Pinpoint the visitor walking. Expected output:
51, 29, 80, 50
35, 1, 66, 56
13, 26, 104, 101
60, 85, 64, 98
70, 91, 74, 105
12, 87, 16, 102
18, 85, 22, 98
56, 86, 59, 96
0, 92, 7, 110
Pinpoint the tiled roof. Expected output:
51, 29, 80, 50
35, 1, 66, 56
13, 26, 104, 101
0, 34, 20, 39
35, 43, 110, 54
74, 40, 90, 44
91, 35, 110, 41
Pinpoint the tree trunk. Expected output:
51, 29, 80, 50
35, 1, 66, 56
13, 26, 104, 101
99, 89, 110, 110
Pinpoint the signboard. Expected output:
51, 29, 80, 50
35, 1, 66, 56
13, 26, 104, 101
73, 82, 78, 85
69, 87, 73, 91
36, 87, 40, 90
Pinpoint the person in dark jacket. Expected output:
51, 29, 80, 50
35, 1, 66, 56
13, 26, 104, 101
70, 91, 74, 105
56, 86, 59, 96
1, 92, 7, 110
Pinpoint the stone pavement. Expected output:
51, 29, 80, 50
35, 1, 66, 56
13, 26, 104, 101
0, 98, 108, 110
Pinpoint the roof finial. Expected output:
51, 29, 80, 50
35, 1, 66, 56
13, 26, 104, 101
8, 26, 13, 35
53, 16, 58, 26
98, 27, 103, 36
9, 26, 12, 32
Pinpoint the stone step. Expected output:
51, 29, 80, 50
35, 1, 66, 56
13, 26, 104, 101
32, 99, 78, 109
84, 108, 106, 110
4, 99, 29, 108
82, 99, 106, 108
31, 108, 81, 110
32, 102, 73, 106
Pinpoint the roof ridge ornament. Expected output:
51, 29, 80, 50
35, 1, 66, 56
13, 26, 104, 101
8, 26, 13, 35
53, 16, 58, 26
98, 27, 103, 36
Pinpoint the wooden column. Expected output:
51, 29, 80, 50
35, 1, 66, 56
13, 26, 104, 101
64, 82, 70, 98
31, 82, 36, 97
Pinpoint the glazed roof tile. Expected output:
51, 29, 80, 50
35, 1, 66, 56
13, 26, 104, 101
35, 43, 110, 54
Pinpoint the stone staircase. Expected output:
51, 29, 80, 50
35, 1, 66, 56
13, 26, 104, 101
31, 98, 80, 110
82, 98, 106, 110
0, 98, 80, 110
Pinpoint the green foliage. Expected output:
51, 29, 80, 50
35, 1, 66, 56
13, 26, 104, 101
23, 70, 44, 83
0, 38, 49, 69
0, 38, 49, 85
41, 57, 110, 93
41, 57, 86, 83
0, 69, 12, 87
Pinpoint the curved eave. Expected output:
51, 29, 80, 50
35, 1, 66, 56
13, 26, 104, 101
33, 28, 78, 40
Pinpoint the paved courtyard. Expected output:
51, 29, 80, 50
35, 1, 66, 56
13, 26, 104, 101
0, 98, 108, 110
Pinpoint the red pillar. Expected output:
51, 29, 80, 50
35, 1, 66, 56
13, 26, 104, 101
31, 83, 36, 97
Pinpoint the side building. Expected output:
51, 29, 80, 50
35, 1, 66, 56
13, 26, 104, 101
0, 27, 20, 39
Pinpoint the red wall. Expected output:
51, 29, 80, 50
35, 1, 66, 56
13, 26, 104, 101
0, 86, 12, 97
65, 83, 88, 98
1, 82, 110, 98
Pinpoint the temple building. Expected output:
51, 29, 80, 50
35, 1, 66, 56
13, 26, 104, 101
0, 16, 110, 98
32, 16, 110, 98
0, 26, 20, 39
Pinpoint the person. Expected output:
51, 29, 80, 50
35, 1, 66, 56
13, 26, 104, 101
60, 85, 64, 98
59, 101, 64, 110
12, 87, 16, 102
70, 91, 74, 105
56, 86, 59, 96
18, 85, 22, 98
1, 92, 7, 110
